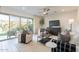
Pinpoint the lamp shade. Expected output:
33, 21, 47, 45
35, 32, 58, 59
69, 18, 74, 24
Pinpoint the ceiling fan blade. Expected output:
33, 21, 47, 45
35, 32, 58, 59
47, 8, 50, 11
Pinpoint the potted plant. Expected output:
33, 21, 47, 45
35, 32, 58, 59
40, 17, 45, 32
40, 17, 45, 28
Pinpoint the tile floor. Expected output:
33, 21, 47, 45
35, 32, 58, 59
0, 38, 50, 52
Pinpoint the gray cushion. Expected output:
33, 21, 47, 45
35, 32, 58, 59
59, 33, 71, 42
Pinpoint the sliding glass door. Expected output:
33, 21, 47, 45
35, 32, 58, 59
21, 18, 28, 30
0, 14, 9, 40
27, 18, 33, 32
8, 16, 20, 38
0, 13, 33, 40
21, 18, 33, 32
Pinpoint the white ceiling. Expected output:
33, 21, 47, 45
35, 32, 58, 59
1, 6, 79, 16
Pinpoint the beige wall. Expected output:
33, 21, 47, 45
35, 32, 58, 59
33, 16, 41, 34
74, 8, 79, 33
44, 10, 79, 33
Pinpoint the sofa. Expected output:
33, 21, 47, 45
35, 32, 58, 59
51, 40, 76, 52
39, 37, 76, 52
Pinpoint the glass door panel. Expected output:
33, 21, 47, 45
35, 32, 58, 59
27, 19, 33, 32
9, 16, 20, 38
0, 14, 9, 40
21, 18, 33, 32
21, 18, 28, 30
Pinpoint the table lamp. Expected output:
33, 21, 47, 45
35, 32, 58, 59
69, 18, 74, 32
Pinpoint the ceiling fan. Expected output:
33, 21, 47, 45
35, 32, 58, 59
38, 7, 57, 16
39, 8, 50, 16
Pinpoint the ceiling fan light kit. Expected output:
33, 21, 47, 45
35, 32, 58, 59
43, 11, 48, 15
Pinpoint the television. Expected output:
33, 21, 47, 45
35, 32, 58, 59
49, 20, 60, 27
49, 20, 61, 35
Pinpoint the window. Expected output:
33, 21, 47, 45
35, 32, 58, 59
9, 16, 20, 38
0, 13, 33, 40
21, 17, 28, 30
0, 14, 9, 40
21, 18, 33, 32
27, 18, 33, 32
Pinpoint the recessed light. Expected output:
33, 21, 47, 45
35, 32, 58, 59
61, 9, 65, 12
43, 12, 47, 15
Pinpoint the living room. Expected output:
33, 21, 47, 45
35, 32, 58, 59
0, 6, 79, 52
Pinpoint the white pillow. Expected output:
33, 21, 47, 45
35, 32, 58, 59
70, 33, 79, 46
76, 46, 79, 52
